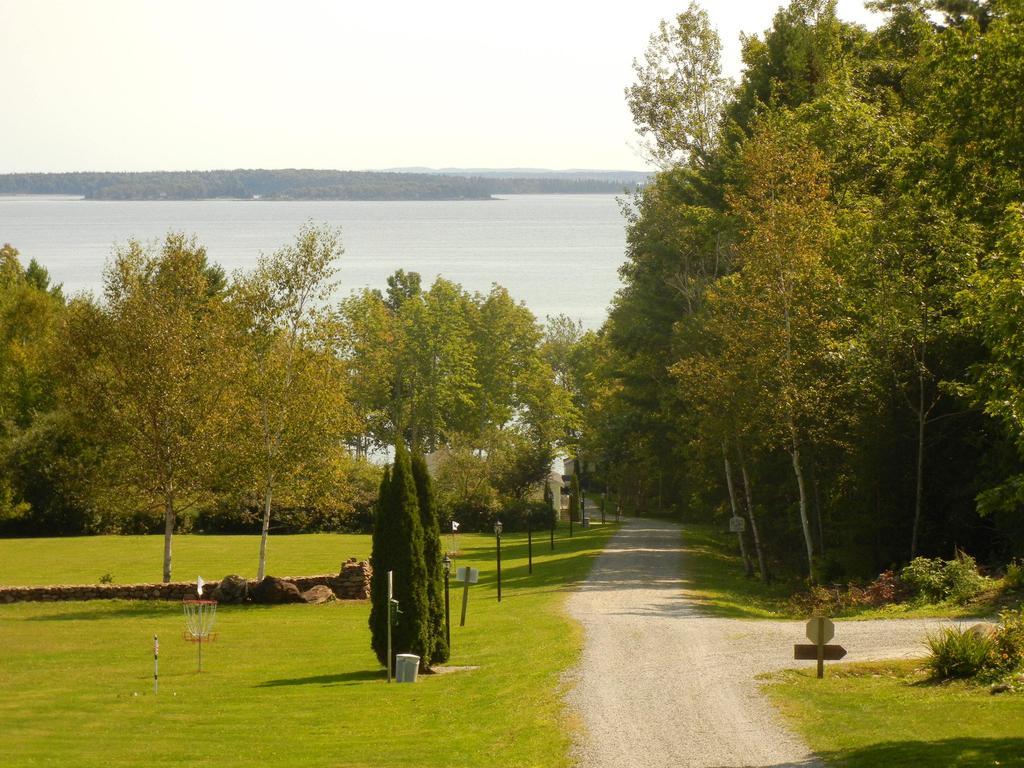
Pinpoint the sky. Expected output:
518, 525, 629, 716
0, 1, 884, 174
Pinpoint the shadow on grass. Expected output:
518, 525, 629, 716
256, 669, 382, 688
22, 602, 176, 621
813, 738, 1024, 768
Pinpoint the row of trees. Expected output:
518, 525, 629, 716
0, 225, 574, 581
569, 0, 1024, 582
0, 169, 632, 201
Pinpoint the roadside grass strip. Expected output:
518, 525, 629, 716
764, 660, 1024, 767
680, 524, 1014, 621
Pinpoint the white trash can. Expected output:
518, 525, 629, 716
395, 654, 420, 683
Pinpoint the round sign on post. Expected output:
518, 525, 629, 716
806, 616, 835, 645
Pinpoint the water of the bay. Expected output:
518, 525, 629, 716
0, 194, 627, 329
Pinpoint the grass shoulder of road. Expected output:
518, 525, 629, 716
0, 523, 616, 768
764, 660, 1024, 767
680, 523, 1016, 620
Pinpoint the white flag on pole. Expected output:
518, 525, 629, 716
451, 521, 460, 532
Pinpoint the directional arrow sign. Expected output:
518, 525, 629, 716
794, 644, 847, 661
806, 616, 835, 645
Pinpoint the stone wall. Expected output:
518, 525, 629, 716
0, 558, 371, 604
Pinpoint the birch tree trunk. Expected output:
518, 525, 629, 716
162, 492, 175, 584
736, 439, 768, 583
789, 423, 816, 583
911, 362, 926, 558
257, 478, 274, 581
722, 440, 753, 577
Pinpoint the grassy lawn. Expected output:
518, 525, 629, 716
680, 523, 1012, 620
679, 524, 798, 618
0, 524, 615, 767
0, 533, 374, 585
765, 660, 1024, 767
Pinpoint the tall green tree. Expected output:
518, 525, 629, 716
231, 222, 351, 581
368, 440, 431, 670
626, 2, 729, 169
711, 118, 843, 581
0, 245, 65, 527
62, 234, 237, 582
411, 452, 448, 664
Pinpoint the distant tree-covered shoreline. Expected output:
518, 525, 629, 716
0, 169, 638, 201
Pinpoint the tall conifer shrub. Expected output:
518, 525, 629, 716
369, 442, 431, 670
412, 452, 448, 664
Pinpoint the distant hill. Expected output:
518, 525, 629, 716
0, 169, 643, 201
385, 167, 651, 186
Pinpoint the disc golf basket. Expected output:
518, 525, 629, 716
183, 599, 217, 672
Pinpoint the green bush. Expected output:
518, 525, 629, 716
1005, 560, 1024, 590
946, 552, 989, 602
925, 612, 1024, 682
925, 626, 997, 679
992, 608, 1024, 675
901, 557, 949, 602
900, 553, 988, 604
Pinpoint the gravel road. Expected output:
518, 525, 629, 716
565, 517, 953, 768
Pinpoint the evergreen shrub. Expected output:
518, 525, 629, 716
368, 442, 432, 670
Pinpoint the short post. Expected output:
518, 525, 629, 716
494, 520, 503, 602
153, 635, 159, 695
527, 513, 533, 574
550, 508, 555, 550
387, 570, 393, 683
443, 555, 452, 651
794, 615, 843, 677
460, 580, 471, 626
816, 617, 825, 680
601, 492, 606, 524
457, 566, 478, 626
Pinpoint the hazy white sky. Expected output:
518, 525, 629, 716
0, 1, 882, 173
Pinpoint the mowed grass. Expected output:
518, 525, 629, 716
679, 524, 797, 618
0, 533, 374, 585
765, 661, 1024, 767
0, 524, 615, 768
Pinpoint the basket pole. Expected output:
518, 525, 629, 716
387, 570, 393, 683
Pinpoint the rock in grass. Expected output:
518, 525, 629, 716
213, 574, 249, 604
990, 683, 1011, 695
967, 622, 998, 640
301, 585, 337, 604
250, 576, 303, 604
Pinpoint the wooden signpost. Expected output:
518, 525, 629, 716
794, 616, 846, 678
456, 566, 479, 627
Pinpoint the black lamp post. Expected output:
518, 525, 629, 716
527, 511, 533, 574
442, 554, 452, 650
494, 520, 503, 602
